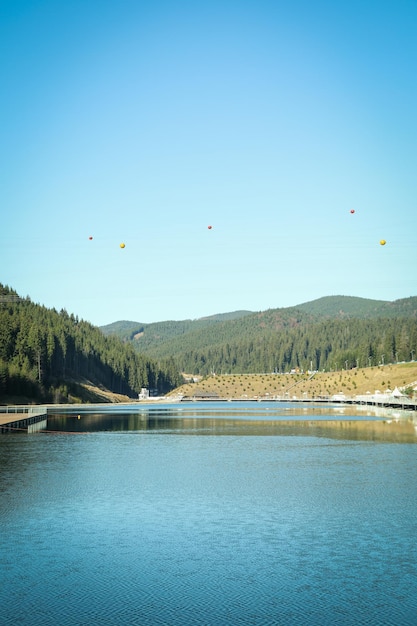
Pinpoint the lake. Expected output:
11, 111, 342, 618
1, 402, 416, 625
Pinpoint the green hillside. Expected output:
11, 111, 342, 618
101, 310, 254, 351
0, 284, 183, 404
100, 296, 417, 376
295, 295, 417, 318
99, 320, 146, 342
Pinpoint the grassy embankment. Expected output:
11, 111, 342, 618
4, 363, 417, 405
168, 363, 417, 400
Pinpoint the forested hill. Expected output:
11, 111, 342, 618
0, 284, 183, 403
295, 295, 417, 318
100, 310, 253, 345
100, 295, 417, 375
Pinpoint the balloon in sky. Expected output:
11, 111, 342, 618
350, 209, 355, 214
120, 243, 125, 248
208, 225, 213, 230
89, 236, 93, 240
380, 239, 386, 246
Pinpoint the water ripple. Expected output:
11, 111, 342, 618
1, 427, 416, 625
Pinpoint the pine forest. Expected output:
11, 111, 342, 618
0, 284, 183, 403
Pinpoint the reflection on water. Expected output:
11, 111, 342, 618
43, 402, 417, 443
27, 418, 47, 433
1, 402, 417, 625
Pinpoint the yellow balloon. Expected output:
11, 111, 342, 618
120, 243, 125, 249
379, 239, 386, 246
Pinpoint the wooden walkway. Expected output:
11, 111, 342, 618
0, 407, 48, 432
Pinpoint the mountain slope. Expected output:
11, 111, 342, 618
100, 296, 417, 375
0, 284, 183, 403
101, 310, 254, 350
295, 295, 417, 318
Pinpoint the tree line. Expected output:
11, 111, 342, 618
129, 307, 417, 375
171, 316, 417, 374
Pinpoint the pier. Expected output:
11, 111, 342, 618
180, 394, 417, 411
0, 406, 48, 433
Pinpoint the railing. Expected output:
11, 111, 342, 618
181, 395, 417, 410
1, 405, 48, 416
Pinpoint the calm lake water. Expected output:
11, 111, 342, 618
1, 402, 417, 625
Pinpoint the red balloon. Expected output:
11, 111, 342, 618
89, 236, 93, 240
350, 209, 355, 214
208, 225, 212, 230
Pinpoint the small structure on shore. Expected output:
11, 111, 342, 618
138, 388, 149, 400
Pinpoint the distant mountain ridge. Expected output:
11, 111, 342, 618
100, 296, 417, 339
295, 295, 417, 318
100, 295, 417, 375
100, 310, 254, 346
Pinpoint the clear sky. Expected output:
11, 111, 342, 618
1, 0, 416, 326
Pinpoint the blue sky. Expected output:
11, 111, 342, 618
1, 0, 416, 326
